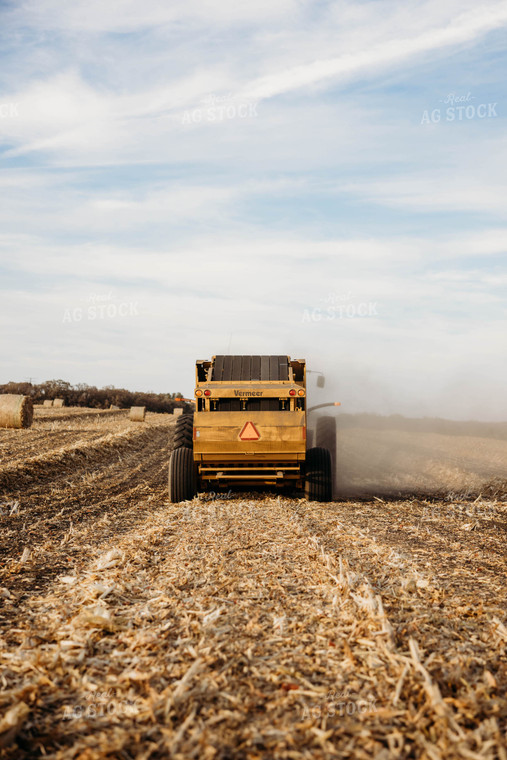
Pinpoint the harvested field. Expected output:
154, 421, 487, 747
0, 417, 506, 758
0, 408, 143, 487
34, 406, 127, 422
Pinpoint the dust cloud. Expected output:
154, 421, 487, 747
310, 412, 507, 498
303, 353, 507, 497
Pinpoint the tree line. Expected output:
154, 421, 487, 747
0, 380, 192, 414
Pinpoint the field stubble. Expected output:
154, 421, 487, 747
0, 410, 505, 758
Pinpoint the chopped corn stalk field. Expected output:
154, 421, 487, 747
0, 410, 506, 759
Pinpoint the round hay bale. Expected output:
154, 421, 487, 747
110, 404, 120, 410
129, 406, 146, 422
0, 394, 34, 429
53, 398, 65, 408
43, 399, 53, 408
173, 407, 184, 416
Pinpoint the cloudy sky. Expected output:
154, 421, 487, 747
0, 0, 506, 419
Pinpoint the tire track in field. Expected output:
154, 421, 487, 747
0, 420, 173, 493
0, 421, 175, 612
0, 412, 128, 469
279, 497, 507, 613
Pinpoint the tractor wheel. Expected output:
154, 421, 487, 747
306, 428, 314, 450
305, 447, 332, 502
168, 447, 196, 503
173, 413, 193, 449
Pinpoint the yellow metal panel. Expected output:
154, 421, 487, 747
193, 411, 305, 456
194, 411, 304, 427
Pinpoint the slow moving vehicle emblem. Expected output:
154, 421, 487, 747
239, 421, 260, 440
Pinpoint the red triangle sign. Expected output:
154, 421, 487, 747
239, 421, 260, 440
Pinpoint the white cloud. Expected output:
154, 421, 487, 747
6, 0, 301, 33
240, 5, 507, 100
2, 1, 506, 169
342, 176, 507, 218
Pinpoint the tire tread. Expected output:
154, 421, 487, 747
173, 413, 194, 449
305, 446, 332, 502
168, 447, 196, 502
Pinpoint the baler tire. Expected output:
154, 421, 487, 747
173, 414, 194, 449
305, 446, 332, 502
168, 447, 196, 503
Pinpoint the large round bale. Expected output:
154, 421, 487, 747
43, 399, 53, 408
0, 394, 34, 429
129, 406, 146, 422
53, 398, 65, 408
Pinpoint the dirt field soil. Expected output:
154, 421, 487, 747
0, 411, 506, 758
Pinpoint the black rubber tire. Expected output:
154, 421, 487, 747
173, 414, 194, 449
168, 447, 196, 503
306, 428, 314, 450
305, 447, 332, 502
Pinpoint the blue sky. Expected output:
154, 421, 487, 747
0, 0, 506, 419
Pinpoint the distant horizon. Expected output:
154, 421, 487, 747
3, 377, 507, 425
